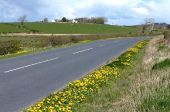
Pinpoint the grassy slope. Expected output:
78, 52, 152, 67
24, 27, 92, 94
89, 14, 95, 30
73, 36, 170, 112
0, 23, 139, 34
0, 23, 29, 33
152, 58, 170, 70
0, 40, 92, 60
24, 23, 139, 34
0, 23, 140, 60
73, 41, 147, 112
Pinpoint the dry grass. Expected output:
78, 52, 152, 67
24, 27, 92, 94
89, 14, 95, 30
110, 68, 170, 112
109, 36, 170, 112
72, 36, 170, 112
73, 40, 147, 112
143, 35, 164, 67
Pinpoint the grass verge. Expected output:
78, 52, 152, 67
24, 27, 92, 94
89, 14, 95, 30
152, 58, 170, 70
0, 40, 92, 60
25, 40, 147, 112
73, 36, 170, 112
73, 39, 147, 112
102, 36, 170, 112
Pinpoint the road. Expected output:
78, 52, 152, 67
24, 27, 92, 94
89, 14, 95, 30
0, 37, 146, 112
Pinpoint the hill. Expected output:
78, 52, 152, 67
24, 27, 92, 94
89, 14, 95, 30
0, 23, 29, 33
0, 23, 140, 34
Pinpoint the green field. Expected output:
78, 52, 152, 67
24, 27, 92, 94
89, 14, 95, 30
0, 23, 139, 34
0, 23, 29, 33
0, 22, 141, 58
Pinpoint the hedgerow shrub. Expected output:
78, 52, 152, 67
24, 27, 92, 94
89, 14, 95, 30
49, 36, 72, 46
0, 40, 21, 55
163, 30, 170, 40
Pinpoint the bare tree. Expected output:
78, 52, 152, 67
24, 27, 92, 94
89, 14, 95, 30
75, 17, 107, 24
144, 18, 155, 32
167, 25, 170, 29
18, 15, 27, 25
142, 25, 146, 33
95, 17, 107, 24
43, 18, 48, 22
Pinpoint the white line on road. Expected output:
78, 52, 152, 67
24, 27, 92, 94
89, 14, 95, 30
73, 48, 93, 55
4, 57, 59, 73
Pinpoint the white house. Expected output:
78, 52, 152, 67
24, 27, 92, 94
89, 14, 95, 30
71, 19, 78, 23
51, 19, 56, 23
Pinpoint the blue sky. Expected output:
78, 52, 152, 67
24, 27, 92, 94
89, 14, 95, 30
0, 0, 170, 25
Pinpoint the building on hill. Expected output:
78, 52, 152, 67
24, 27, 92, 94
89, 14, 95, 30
51, 19, 56, 23
70, 19, 78, 23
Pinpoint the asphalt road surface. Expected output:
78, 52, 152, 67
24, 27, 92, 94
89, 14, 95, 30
0, 37, 146, 112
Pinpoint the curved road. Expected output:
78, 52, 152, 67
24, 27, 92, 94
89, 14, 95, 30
0, 37, 146, 112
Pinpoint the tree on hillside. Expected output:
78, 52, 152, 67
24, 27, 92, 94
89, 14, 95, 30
75, 17, 88, 23
43, 18, 48, 22
144, 18, 155, 32
75, 17, 107, 24
55, 19, 59, 22
18, 15, 27, 25
167, 25, 170, 29
142, 25, 146, 33
61, 17, 67, 22
95, 17, 107, 24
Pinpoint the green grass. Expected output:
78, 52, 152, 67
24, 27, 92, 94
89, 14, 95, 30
0, 40, 93, 60
158, 45, 169, 51
152, 58, 170, 70
73, 41, 146, 112
139, 85, 170, 112
73, 38, 170, 112
0, 23, 29, 33
73, 69, 134, 112
0, 22, 139, 34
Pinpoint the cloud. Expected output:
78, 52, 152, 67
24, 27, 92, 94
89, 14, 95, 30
132, 7, 149, 16
0, 0, 170, 25
0, 0, 23, 22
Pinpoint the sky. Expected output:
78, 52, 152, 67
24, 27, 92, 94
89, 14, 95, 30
0, 0, 170, 25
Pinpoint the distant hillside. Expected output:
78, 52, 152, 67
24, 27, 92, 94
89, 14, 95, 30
0, 23, 140, 34
0, 23, 29, 33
